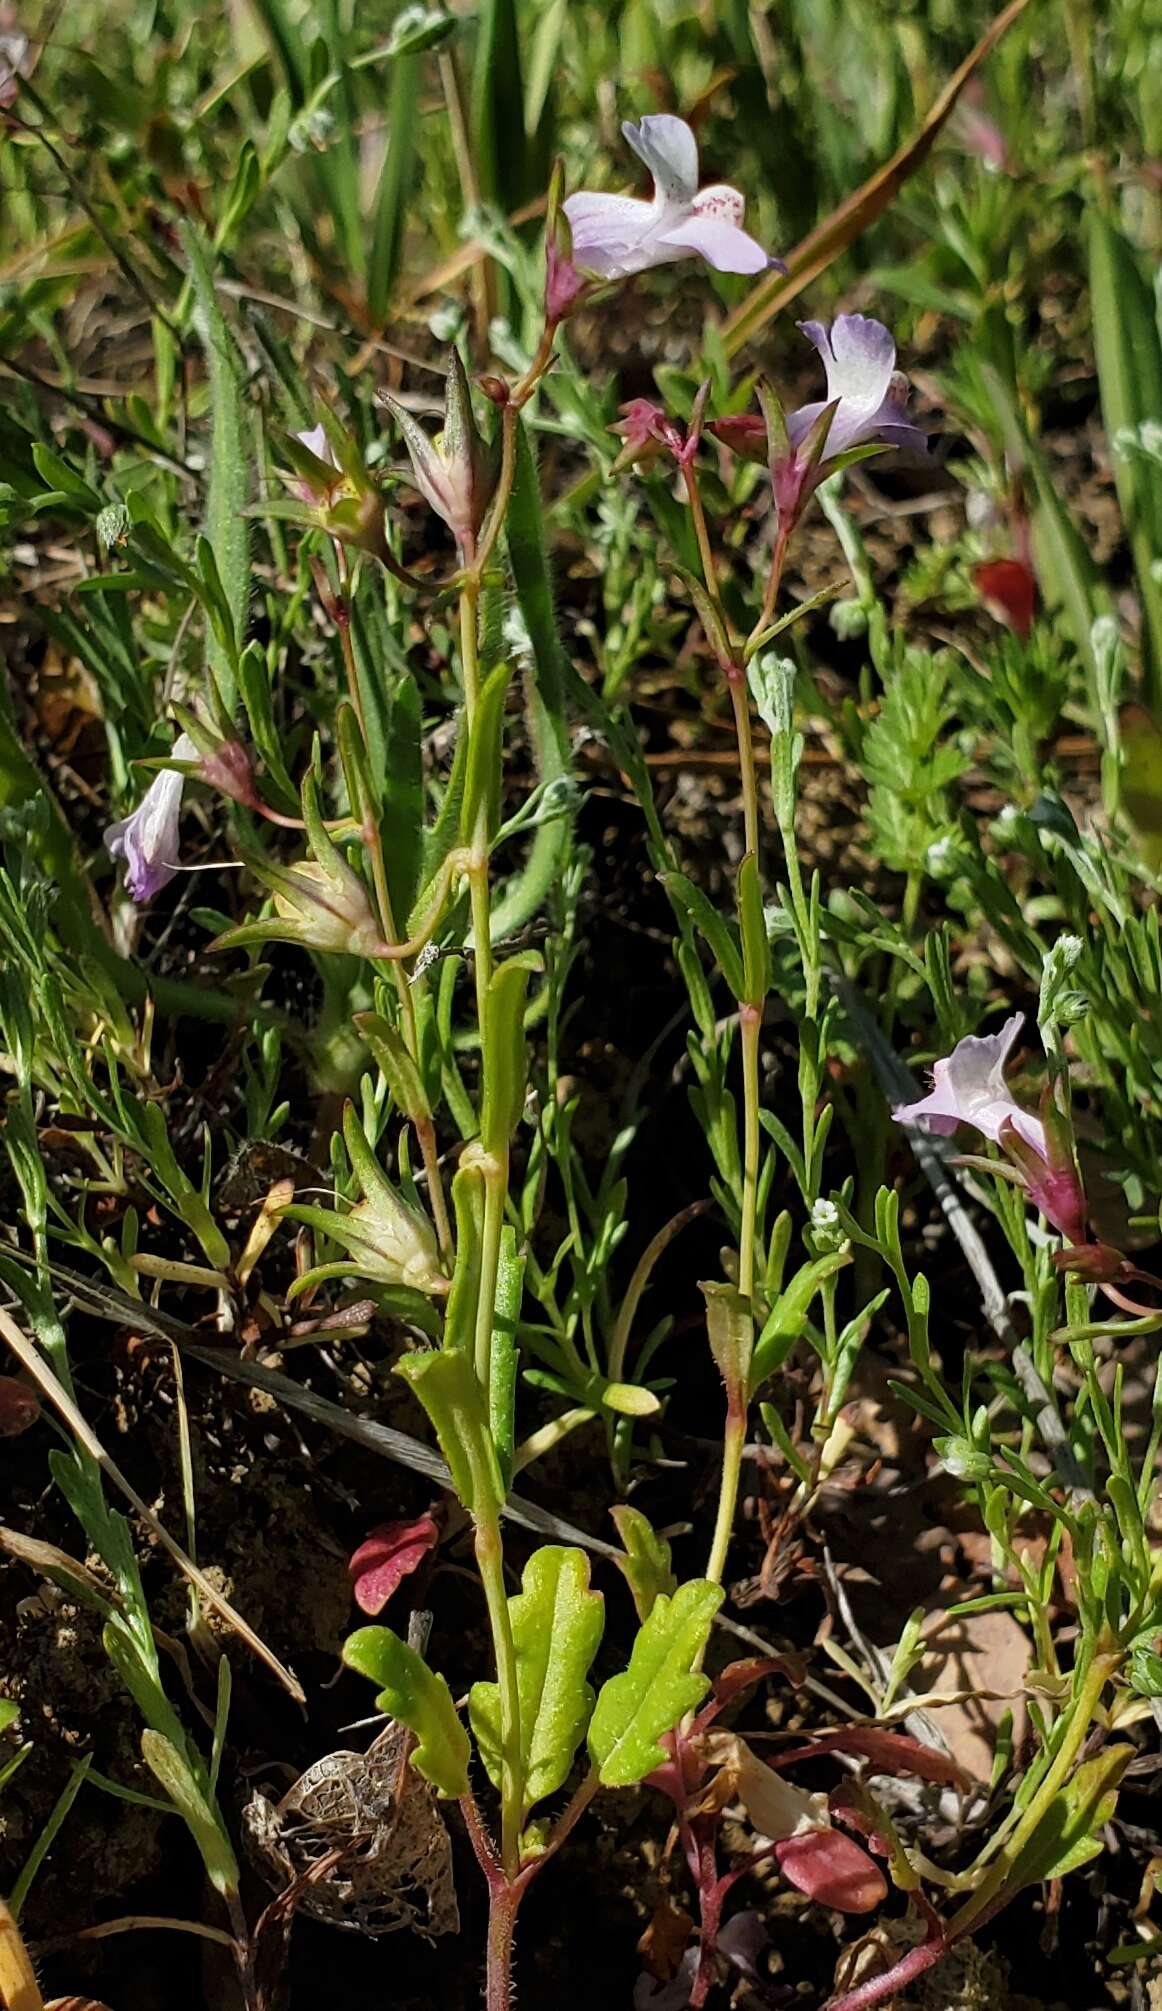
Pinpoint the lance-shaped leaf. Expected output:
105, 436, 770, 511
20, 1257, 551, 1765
1006, 1743, 1131, 1890
140, 1730, 240, 1898
343, 1626, 470, 1798
749, 1248, 851, 1395
480, 953, 540, 1154
470, 1546, 605, 1815
394, 1346, 503, 1517
587, 1579, 723, 1787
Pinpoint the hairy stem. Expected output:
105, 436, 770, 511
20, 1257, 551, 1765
705, 1396, 748, 1587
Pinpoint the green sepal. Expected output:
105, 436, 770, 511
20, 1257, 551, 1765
468, 1545, 604, 1815
394, 1346, 503, 1515
587, 1579, 723, 1787
343, 1626, 471, 1798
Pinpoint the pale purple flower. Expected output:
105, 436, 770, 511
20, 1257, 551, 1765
894, 1013, 1087, 1243
0, 27, 28, 110
289, 424, 340, 504
787, 315, 927, 460
563, 115, 768, 283
104, 733, 197, 903
894, 1014, 1045, 1153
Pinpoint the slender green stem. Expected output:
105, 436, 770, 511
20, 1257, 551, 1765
727, 671, 761, 864
683, 463, 720, 599
738, 1003, 762, 1302
475, 1509, 524, 1878
748, 525, 790, 652
705, 1398, 748, 1587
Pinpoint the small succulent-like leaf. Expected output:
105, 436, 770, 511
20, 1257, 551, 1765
343, 1626, 470, 1798
609, 1505, 677, 1623
469, 1545, 605, 1814
587, 1579, 723, 1787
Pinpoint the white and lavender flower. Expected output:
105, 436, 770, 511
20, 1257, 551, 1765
563, 114, 769, 283
893, 1013, 1087, 1243
786, 315, 927, 461
104, 732, 197, 903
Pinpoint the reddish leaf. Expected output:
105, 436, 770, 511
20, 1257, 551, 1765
774, 1829, 887, 1914
974, 557, 1037, 640
0, 1377, 40, 1436
772, 1726, 970, 1790
348, 1514, 439, 1616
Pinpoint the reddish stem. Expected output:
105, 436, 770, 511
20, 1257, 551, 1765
826, 1926, 946, 2011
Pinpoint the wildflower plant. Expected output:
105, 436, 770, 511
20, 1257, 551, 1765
3, 14, 1162, 2011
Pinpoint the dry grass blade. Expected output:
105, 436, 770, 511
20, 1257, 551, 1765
721, 0, 1032, 358
0, 1307, 305, 1703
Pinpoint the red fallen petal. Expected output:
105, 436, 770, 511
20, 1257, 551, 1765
775, 1829, 887, 1913
974, 557, 1037, 641
348, 1514, 439, 1616
0, 1377, 40, 1436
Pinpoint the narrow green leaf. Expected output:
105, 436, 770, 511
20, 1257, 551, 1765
463, 659, 514, 848
469, 1546, 604, 1814
1006, 1744, 1131, 1891
140, 1731, 239, 1897
1088, 204, 1162, 702
480, 953, 539, 1154
750, 1249, 851, 1394
737, 854, 770, 1006
367, 48, 421, 325
490, 1226, 523, 1490
661, 872, 746, 1002
343, 1626, 470, 1797
493, 415, 573, 941
182, 223, 251, 712
587, 1579, 723, 1787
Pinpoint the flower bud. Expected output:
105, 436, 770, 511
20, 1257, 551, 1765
278, 422, 390, 564
380, 350, 497, 559
209, 776, 389, 962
